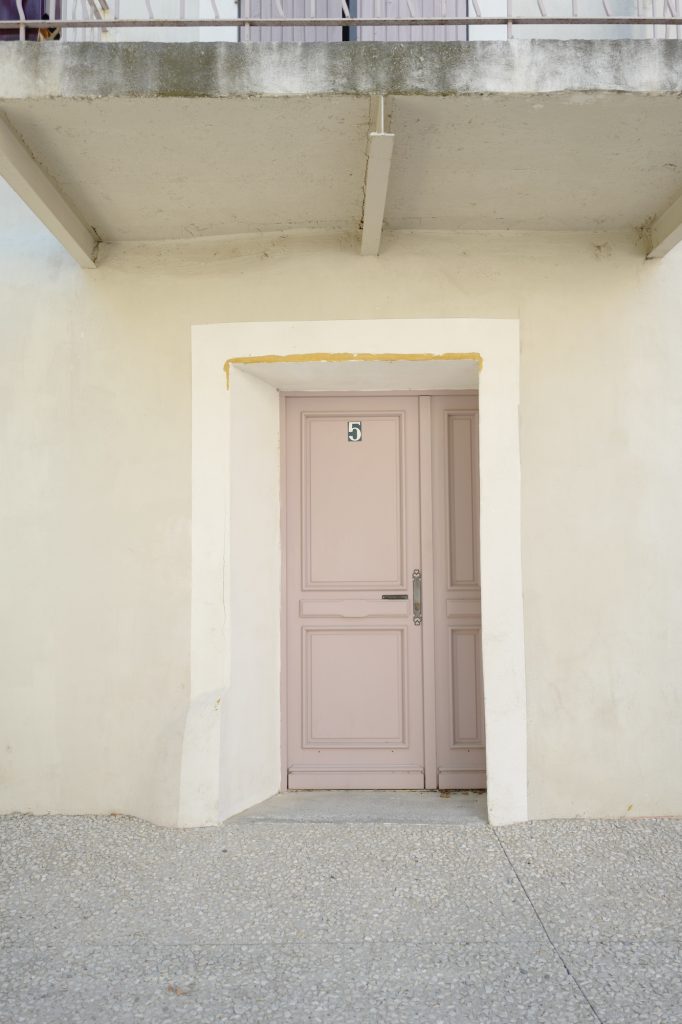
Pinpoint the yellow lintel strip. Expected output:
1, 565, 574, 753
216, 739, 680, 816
223, 351, 483, 389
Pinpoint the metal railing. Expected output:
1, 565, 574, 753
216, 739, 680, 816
4, 0, 682, 41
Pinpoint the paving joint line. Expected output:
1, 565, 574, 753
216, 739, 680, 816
492, 827, 605, 1024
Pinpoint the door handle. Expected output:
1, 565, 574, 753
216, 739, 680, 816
412, 569, 422, 625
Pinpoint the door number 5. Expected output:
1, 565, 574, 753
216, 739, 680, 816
347, 421, 362, 442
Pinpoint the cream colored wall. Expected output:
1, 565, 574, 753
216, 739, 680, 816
0, 183, 190, 826
2, 177, 682, 822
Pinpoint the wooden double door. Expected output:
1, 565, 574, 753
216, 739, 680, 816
284, 394, 485, 791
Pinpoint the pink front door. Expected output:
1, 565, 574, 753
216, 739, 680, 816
285, 397, 425, 789
284, 393, 484, 790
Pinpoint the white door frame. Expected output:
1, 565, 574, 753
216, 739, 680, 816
184, 318, 527, 827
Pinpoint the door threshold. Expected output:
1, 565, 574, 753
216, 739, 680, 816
231, 789, 488, 825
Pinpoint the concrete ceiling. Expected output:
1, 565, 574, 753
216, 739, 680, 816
384, 93, 682, 232
3, 89, 682, 246
1, 96, 371, 241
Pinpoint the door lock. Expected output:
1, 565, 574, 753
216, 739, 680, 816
412, 569, 422, 625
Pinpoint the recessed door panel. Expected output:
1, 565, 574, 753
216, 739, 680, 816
304, 413, 405, 588
304, 628, 408, 746
449, 628, 484, 746
286, 396, 424, 789
447, 414, 479, 588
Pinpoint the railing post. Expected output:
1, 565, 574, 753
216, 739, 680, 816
507, 0, 512, 38
15, 1, 26, 41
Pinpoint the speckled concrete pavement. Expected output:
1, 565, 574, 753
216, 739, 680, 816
1, 804, 681, 1024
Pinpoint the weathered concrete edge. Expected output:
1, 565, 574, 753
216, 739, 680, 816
2, 40, 682, 99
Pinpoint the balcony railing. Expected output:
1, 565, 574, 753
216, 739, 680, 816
3, 0, 682, 42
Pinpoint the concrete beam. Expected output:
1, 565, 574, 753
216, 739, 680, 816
361, 131, 394, 257
3, 41, 682, 102
646, 192, 682, 259
0, 116, 98, 268
361, 97, 394, 257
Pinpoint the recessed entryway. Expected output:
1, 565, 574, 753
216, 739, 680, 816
283, 393, 484, 792
187, 318, 527, 827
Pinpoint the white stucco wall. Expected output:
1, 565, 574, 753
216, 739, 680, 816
2, 178, 682, 824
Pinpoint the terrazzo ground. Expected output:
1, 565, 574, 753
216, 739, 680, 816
1, 798, 680, 1023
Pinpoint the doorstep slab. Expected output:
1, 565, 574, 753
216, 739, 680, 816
233, 789, 488, 825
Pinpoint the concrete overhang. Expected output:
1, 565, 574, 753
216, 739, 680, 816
2, 40, 682, 262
